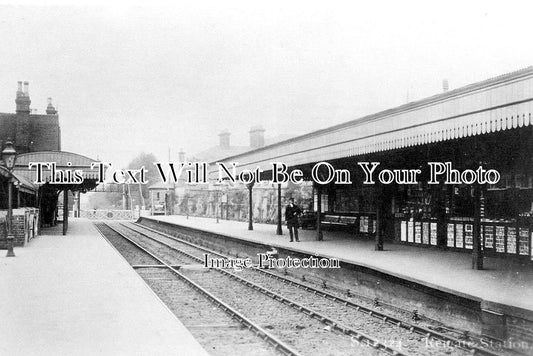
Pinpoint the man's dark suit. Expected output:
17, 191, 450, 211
285, 202, 301, 242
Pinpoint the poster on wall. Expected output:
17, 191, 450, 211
455, 224, 464, 248
430, 222, 437, 245
447, 223, 455, 247
408, 221, 414, 243
464, 224, 473, 249
484, 225, 494, 249
359, 216, 366, 233
507, 227, 517, 254
422, 222, 429, 245
401, 221, 407, 242
495, 226, 505, 253
415, 222, 422, 243
518, 228, 529, 256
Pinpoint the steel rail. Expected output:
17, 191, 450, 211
120, 222, 405, 356
128, 221, 506, 356
95, 222, 302, 356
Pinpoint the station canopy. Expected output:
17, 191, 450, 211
210, 66, 533, 176
0, 165, 38, 194
13, 151, 100, 192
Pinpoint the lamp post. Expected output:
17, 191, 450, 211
216, 191, 220, 224
2, 140, 17, 257
212, 182, 222, 224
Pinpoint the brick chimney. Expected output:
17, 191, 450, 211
249, 125, 265, 148
442, 79, 449, 92
15, 81, 31, 113
46, 97, 57, 115
178, 149, 185, 162
218, 130, 230, 148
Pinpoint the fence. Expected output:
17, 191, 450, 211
80, 209, 140, 220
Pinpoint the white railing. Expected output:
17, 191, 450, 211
80, 209, 139, 220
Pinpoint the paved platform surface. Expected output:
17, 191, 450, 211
0, 219, 209, 356
150, 215, 533, 313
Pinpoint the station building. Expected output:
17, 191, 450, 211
0, 82, 98, 247
154, 126, 296, 221
211, 67, 533, 266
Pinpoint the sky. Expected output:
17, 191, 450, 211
1, 1, 533, 168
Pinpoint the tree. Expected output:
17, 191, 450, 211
179, 193, 190, 214
88, 152, 159, 210
126, 152, 160, 208
285, 181, 313, 209
88, 192, 122, 209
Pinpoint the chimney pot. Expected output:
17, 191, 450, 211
442, 79, 449, 92
23, 81, 29, 94
218, 130, 231, 148
249, 125, 265, 148
46, 97, 57, 115
15, 81, 31, 113
178, 149, 185, 162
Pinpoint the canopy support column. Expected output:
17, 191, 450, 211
375, 204, 383, 250
77, 191, 81, 217
6, 179, 15, 257
247, 183, 254, 231
375, 186, 384, 251
276, 183, 282, 235
472, 184, 483, 270
316, 184, 323, 241
62, 189, 68, 236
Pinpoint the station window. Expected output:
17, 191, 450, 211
334, 188, 359, 213
313, 193, 328, 213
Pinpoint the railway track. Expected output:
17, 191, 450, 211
103, 222, 394, 355
94, 222, 300, 356
96, 220, 517, 356
124, 221, 518, 356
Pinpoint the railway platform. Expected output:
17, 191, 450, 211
0, 218, 209, 356
149, 215, 533, 315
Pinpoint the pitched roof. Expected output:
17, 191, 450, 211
0, 166, 38, 193
192, 134, 296, 164
191, 145, 249, 163
209, 65, 533, 164
147, 181, 175, 190
14, 151, 100, 182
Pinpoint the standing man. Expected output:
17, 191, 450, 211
285, 198, 302, 242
